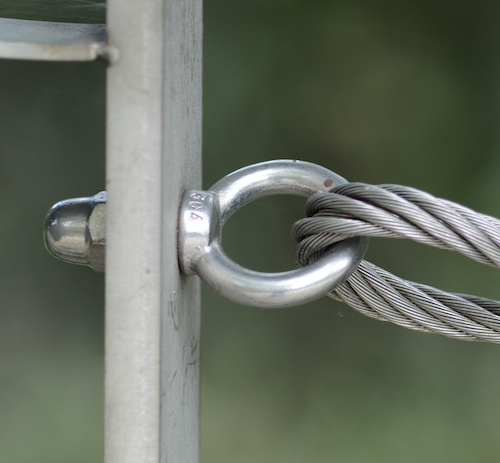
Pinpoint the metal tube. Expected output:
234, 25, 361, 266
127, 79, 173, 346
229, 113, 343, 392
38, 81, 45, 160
105, 0, 202, 462
0, 18, 107, 61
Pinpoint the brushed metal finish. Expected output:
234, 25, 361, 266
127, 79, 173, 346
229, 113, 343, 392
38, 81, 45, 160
105, 0, 202, 462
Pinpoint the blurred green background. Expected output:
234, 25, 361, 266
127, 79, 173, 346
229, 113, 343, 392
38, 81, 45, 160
1, 0, 500, 462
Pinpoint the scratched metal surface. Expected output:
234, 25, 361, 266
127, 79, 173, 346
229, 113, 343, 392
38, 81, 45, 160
105, 0, 202, 462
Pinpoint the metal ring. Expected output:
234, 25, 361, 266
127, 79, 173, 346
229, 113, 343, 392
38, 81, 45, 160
178, 160, 368, 308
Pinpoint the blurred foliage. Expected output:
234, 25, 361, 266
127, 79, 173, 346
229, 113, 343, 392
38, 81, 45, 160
1, 0, 500, 462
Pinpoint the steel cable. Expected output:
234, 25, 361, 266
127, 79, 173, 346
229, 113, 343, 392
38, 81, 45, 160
291, 183, 500, 343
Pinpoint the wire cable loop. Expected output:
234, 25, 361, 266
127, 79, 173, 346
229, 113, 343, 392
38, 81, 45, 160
292, 183, 500, 343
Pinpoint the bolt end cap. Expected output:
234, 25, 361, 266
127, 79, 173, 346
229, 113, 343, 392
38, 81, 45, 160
44, 192, 106, 271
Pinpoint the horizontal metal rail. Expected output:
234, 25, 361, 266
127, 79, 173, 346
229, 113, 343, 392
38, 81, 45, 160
0, 17, 107, 61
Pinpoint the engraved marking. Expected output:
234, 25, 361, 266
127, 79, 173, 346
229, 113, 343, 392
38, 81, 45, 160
188, 201, 205, 211
190, 192, 207, 201
189, 212, 203, 221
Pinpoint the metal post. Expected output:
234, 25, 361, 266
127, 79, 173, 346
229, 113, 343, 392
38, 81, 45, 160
105, 1, 202, 463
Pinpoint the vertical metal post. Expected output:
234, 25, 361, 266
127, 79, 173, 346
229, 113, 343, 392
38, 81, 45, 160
105, 1, 202, 462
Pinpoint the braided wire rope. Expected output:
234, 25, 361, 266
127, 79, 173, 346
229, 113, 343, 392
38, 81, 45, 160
291, 183, 500, 343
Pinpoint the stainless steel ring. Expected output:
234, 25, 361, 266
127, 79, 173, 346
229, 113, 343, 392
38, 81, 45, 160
178, 160, 368, 308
